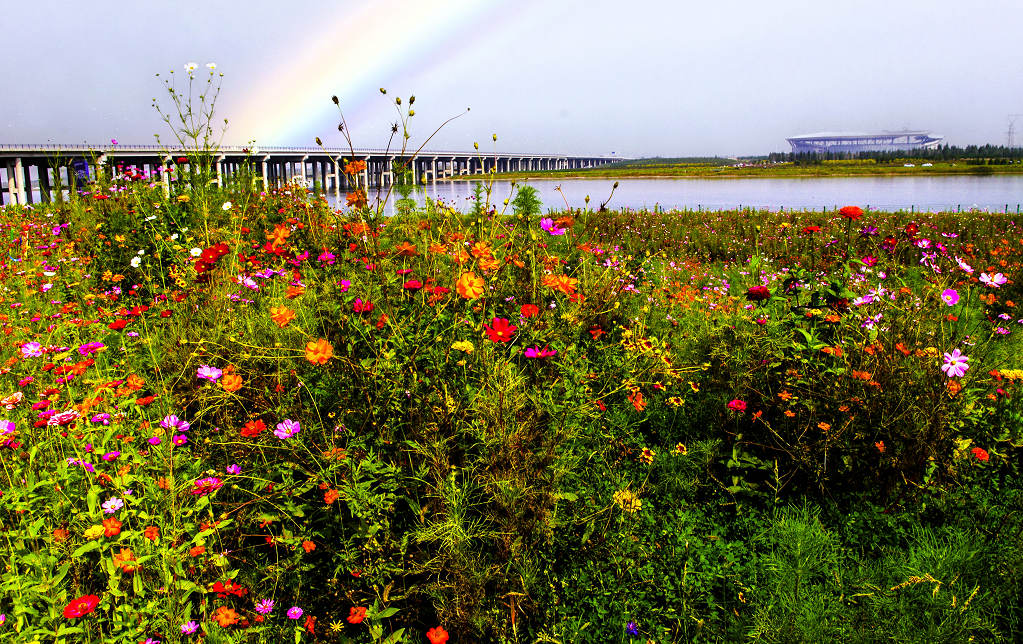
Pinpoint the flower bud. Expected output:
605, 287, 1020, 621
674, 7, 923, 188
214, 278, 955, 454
408, 95, 415, 105
315, 137, 322, 146
331, 95, 339, 105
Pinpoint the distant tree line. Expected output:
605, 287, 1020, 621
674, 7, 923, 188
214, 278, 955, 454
766, 144, 1023, 165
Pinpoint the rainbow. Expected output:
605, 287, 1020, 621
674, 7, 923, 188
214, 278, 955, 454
224, 0, 508, 147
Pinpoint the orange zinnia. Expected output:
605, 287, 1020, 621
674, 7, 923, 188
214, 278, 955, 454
220, 373, 243, 393
270, 306, 296, 328
344, 159, 367, 175
102, 517, 122, 537
455, 272, 484, 299
144, 525, 160, 541
305, 338, 334, 365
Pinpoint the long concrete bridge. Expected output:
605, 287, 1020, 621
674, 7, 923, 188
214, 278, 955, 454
0, 144, 618, 205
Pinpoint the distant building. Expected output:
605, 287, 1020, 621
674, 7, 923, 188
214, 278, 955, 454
787, 131, 944, 154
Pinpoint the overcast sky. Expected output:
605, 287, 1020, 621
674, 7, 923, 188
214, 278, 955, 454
3, 0, 1022, 157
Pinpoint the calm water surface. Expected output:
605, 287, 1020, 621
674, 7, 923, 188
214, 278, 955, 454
361, 175, 1023, 215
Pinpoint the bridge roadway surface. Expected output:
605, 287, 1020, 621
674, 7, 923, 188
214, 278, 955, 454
0, 144, 618, 205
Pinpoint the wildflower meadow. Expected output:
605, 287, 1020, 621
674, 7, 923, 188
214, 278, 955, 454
1, 75, 1022, 643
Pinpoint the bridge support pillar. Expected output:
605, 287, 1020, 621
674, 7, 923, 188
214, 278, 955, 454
431, 157, 437, 185
13, 158, 27, 205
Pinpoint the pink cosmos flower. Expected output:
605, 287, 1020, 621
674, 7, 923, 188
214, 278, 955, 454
979, 272, 1007, 288
287, 606, 303, 619
941, 289, 959, 306
941, 348, 969, 378
274, 419, 301, 439
197, 365, 223, 382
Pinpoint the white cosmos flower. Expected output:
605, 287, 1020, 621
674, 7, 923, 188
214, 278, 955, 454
130, 257, 142, 268
185, 62, 198, 73
190, 248, 202, 257
206, 62, 216, 70
221, 201, 232, 211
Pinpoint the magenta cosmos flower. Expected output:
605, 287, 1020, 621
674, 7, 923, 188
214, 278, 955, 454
941, 348, 969, 378
941, 289, 959, 306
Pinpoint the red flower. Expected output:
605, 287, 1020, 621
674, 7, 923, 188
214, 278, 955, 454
63, 594, 100, 619
727, 399, 747, 413
971, 447, 989, 462
520, 304, 539, 318
484, 317, 517, 343
839, 205, 863, 220
240, 419, 266, 437
427, 626, 449, 644
801, 225, 821, 234
347, 606, 368, 624
745, 285, 771, 302
108, 319, 128, 331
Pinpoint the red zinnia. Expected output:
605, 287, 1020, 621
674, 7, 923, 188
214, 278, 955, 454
347, 606, 368, 624
971, 447, 989, 462
745, 285, 771, 302
484, 317, 517, 343
520, 304, 540, 318
839, 205, 863, 220
427, 626, 450, 644
108, 319, 128, 331
63, 594, 100, 619
727, 399, 747, 413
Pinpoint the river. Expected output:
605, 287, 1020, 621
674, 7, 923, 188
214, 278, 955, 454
358, 174, 1023, 215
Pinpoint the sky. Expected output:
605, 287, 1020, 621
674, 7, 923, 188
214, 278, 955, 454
3, 0, 1023, 157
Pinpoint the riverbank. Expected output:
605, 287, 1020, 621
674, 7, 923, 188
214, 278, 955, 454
450, 159, 1023, 182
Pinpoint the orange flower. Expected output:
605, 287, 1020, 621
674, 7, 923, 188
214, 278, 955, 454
347, 606, 368, 624
266, 223, 291, 249
213, 606, 240, 628
394, 241, 418, 256
53, 527, 69, 542
102, 517, 121, 537
189, 545, 206, 557
112, 547, 137, 574
324, 489, 340, 504
286, 285, 305, 299
455, 272, 484, 299
628, 389, 647, 412
346, 190, 368, 209
344, 159, 367, 175
427, 626, 449, 644
220, 373, 243, 393
301, 540, 316, 553
270, 306, 296, 328
428, 242, 447, 254
875, 440, 886, 453
305, 338, 334, 365
542, 274, 578, 295
144, 525, 160, 541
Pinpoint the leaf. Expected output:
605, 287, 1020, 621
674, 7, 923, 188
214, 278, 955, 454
71, 541, 100, 558
375, 607, 398, 620
382, 628, 406, 644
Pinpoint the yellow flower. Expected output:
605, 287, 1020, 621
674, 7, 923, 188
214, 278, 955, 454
612, 488, 642, 514
451, 340, 474, 353
177, 195, 190, 203
84, 524, 105, 540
